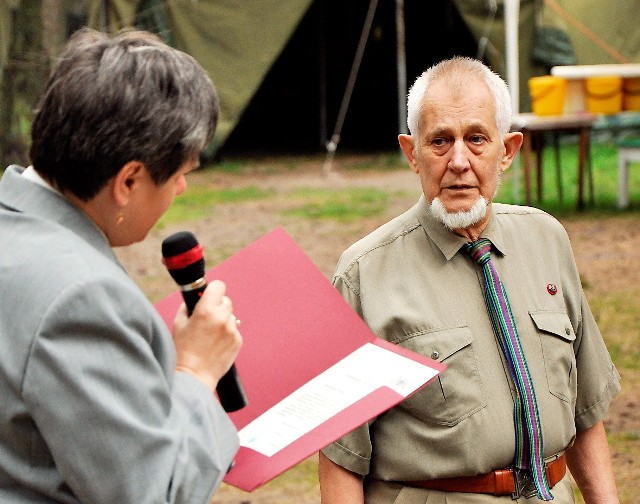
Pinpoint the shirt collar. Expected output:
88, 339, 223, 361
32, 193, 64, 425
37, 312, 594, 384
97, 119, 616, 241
21, 166, 60, 194
5, 165, 114, 253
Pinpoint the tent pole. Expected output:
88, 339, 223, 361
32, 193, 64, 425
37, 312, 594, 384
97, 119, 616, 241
396, 0, 407, 137
101, 0, 108, 32
318, 0, 328, 149
504, 0, 520, 202
504, 0, 519, 114
322, 0, 378, 176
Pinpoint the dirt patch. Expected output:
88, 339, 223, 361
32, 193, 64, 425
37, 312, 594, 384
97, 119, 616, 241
115, 162, 639, 503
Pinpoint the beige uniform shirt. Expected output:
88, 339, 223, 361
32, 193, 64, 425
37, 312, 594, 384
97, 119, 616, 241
322, 197, 620, 484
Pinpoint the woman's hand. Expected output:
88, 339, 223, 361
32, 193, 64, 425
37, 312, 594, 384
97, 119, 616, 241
172, 280, 243, 392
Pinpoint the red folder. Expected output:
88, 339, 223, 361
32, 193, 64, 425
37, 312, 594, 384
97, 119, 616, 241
155, 228, 444, 491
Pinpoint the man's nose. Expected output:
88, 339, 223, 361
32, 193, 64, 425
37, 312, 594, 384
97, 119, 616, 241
447, 140, 471, 172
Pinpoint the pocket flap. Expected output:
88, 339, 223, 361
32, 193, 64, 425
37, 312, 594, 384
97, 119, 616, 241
530, 310, 576, 342
401, 327, 473, 362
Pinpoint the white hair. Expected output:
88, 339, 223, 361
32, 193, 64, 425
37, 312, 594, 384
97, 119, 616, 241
406, 57, 512, 137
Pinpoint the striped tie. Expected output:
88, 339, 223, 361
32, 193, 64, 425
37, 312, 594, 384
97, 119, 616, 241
464, 238, 553, 501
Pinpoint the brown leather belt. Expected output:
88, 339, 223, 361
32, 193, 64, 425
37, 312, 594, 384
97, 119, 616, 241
403, 452, 566, 498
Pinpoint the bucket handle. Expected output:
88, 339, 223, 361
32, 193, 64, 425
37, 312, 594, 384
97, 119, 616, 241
585, 89, 621, 100
530, 83, 559, 102
623, 86, 640, 96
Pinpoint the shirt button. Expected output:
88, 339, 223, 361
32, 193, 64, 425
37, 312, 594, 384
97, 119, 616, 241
431, 351, 440, 360
565, 327, 571, 335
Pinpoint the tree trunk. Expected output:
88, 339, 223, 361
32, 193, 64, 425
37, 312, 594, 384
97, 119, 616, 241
0, 0, 46, 168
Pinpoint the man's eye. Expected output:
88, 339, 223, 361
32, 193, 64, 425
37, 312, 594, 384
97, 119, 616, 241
432, 138, 446, 146
470, 135, 485, 144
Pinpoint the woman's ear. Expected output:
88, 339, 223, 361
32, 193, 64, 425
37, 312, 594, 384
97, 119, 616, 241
112, 161, 146, 207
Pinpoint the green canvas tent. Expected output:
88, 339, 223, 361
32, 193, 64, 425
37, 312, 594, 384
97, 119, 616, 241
2, 0, 639, 159
87, 0, 488, 155
88, 0, 318, 153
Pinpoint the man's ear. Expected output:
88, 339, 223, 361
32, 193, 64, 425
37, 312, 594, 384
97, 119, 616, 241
398, 134, 419, 174
500, 132, 524, 172
112, 161, 146, 207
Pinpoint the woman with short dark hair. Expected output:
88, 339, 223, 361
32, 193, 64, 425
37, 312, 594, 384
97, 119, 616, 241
0, 29, 241, 503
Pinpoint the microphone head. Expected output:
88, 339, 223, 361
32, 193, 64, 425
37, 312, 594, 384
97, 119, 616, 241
161, 231, 206, 286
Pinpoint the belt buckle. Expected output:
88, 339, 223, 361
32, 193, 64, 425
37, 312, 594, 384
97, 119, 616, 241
512, 468, 537, 500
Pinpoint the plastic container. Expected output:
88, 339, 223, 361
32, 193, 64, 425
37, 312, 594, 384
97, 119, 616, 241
528, 76, 567, 115
584, 76, 622, 114
623, 77, 640, 111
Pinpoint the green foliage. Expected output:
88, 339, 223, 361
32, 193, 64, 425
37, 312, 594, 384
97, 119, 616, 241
608, 342, 640, 370
340, 151, 408, 171
590, 293, 640, 369
605, 430, 640, 504
497, 141, 640, 216
283, 187, 393, 221
1, 0, 49, 168
608, 431, 640, 443
156, 185, 274, 228
211, 160, 246, 174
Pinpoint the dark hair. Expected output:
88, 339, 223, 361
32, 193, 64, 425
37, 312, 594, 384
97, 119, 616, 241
29, 28, 218, 201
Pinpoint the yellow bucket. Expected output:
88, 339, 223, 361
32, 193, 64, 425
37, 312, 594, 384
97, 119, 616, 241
528, 76, 567, 115
623, 77, 640, 111
585, 76, 622, 114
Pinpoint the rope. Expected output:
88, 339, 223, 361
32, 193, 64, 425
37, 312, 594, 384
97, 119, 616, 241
476, 0, 497, 61
545, 0, 629, 64
322, 0, 379, 176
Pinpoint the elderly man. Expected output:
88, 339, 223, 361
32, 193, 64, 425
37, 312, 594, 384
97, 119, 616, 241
318, 57, 620, 503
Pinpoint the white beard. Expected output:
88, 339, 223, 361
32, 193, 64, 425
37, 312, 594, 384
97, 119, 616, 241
429, 196, 489, 230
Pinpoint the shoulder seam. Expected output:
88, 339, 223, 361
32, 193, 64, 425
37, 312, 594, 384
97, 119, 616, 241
341, 222, 421, 277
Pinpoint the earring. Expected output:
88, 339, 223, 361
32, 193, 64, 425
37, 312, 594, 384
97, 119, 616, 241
116, 210, 124, 225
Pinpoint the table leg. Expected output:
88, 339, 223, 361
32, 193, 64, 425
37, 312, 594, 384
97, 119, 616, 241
522, 130, 532, 206
587, 131, 594, 205
553, 131, 563, 203
577, 127, 589, 211
536, 132, 544, 203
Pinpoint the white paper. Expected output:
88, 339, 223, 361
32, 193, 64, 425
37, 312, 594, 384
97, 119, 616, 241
238, 342, 438, 457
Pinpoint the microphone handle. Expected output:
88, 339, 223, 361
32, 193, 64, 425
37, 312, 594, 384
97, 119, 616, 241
182, 283, 248, 412
216, 365, 248, 412
183, 286, 206, 317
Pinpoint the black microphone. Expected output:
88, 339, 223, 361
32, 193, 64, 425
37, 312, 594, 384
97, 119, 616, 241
162, 231, 248, 412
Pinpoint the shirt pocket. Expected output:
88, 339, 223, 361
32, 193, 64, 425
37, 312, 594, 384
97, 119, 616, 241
530, 310, 577, 404
394, 326, 486, 426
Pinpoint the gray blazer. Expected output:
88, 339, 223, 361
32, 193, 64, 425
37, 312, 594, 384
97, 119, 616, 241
0, 165, 239, 503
